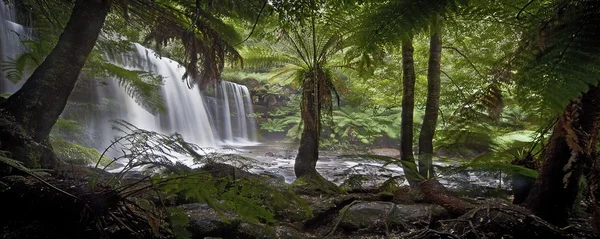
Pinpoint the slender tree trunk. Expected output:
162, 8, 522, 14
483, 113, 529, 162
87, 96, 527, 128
0, 0, 110, 168
418, 17, 442, 179
295, 77, 320, 178
523, 85, 600, 227
400, 39, 420, 187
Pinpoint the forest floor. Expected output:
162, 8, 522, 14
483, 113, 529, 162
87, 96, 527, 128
1, 151, 599, 239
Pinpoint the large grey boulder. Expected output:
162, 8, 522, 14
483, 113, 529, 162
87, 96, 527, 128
340, 201, 449, 233
179, 203, 310, 239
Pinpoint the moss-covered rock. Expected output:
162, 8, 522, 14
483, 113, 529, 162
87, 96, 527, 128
292, 174, 342, 196
50, 138, 111, 167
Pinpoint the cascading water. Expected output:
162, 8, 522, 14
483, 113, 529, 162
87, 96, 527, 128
88, 43, 259, 150
1, 0, 258, 150
0, 1, 31, 93
90, 43, 219, 149
209, 81, 258, 145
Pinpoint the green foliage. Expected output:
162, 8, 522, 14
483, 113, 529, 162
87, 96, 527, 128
158, 169, 312, 226
167, 208, 192, 239
0, 150, 32, 173
99, 61, 166, 114
94, 121, 311, 231
514, 0, 600, 117
260, 118, 290, 132
329, 106, 400, 144
354, 0, 470, 50
1, 37, 56, 84
96, 120, 205, 174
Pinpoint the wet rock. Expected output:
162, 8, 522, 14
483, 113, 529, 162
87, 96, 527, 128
340, 202, 449, 233
340, 174, 370, 192
276, 225, 310, 239
368, 148, 400, 157
181, 203, 279, 239
265, 152, 276, 157
179, 203, 237, 237
237, 222, 276, 238
394, 204, 449, 227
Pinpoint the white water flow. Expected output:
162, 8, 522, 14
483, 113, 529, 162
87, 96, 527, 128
92, 44, 260, 151
0, 1, 31, 92
0, 1, 258, 150
93, 43, 218, 149
214, 81, 258, 145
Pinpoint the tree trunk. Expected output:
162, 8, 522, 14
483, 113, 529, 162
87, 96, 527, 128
295, 77, 320, 178
400, 39, 420, 187
418, 17, 442, 179
523, 85, 600, 227
0, 0, 110, 168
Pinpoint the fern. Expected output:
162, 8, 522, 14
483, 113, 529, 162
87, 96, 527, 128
103, 62, 167, 114
0, 151, 32, 173
514, 0, 600, 117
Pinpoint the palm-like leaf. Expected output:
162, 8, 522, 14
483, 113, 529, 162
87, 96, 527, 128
514, 0, 600, 116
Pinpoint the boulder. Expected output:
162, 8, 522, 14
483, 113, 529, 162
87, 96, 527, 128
180, 203, 310, 239
275, 225, 310, 239
340, 201, 449, 233
179, 203, 238, 238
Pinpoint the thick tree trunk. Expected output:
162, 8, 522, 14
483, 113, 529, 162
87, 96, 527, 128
0, 0, 110, 168
418, 18, 442, 179
400, 39, 420, 187
523, 85, 600, 227
295, 77, 320, 178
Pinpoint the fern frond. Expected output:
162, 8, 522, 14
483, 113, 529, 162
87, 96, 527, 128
514, 0, 600, 116
101, 62, 167, 115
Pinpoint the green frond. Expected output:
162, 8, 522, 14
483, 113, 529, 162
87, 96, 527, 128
2, 54, 35, 83
514, 0, 600, 116
132, 0, 243, 89
267, 65, 304, 87
0, 151, 32, 173
101, 62, 167, 115
354, 0, 470, 48
241, 46, 303, 70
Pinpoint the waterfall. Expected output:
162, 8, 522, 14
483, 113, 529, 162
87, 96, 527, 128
90, 44, 258, 149
0, 1, 31, 93
0, 0, 258, 150
211, 81, 258, 145
89, 43, 218, 149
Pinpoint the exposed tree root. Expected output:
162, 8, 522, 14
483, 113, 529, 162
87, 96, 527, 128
441, 206, 571, 238
324, 200, 363, 238
420, 179, 475, 215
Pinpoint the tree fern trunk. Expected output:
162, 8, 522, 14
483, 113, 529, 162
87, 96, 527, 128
0, 0, 110, 168
400, 39, 420, 187
295, 77, 320, 178
523, 85, 600, 227
418, 17, 442, 179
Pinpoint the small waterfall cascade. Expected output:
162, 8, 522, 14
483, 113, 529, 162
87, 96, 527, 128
0, 0, 259, 150
210, 81, 258, 144
89, 44, 259, 150
90, 43, 218, 149
0, 1, 32, 93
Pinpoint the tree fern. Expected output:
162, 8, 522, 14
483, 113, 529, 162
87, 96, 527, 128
514, 0, 600, 116
129, 0, 245, 89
